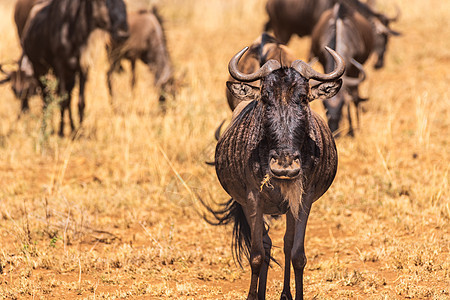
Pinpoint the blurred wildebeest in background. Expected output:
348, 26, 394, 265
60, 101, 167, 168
310, 3, 375, 135
22, 0, 129, 136
203, 46, 344, 299
341, 0, 402, 69
0, 0, 43, 113
264, 0, 333, 44
265, 0, 400, 69
0, 59, 38, 113
225, 33, 296, 111
106, 8, 175, 107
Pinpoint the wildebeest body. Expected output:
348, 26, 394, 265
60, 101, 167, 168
216, 101, 337, 215
265, 0, 333, 44
107, 8, 174, 104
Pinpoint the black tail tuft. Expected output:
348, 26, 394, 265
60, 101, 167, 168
200, 198, 278, 267
214, 119, 226, 141
200, 198, 251, 266
264, 20, 272, 32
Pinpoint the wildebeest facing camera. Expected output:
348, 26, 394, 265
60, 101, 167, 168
203, 45, 344, 299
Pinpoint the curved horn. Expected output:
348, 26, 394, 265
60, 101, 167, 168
291, 46, 345, 81
228, 47, 281, 82
343, 58, 366, 87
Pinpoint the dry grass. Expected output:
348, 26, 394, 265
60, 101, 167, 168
0, 0, 449, 298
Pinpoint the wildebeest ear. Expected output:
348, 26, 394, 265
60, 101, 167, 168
309, 79, 342, 101
226, 81, 260, 101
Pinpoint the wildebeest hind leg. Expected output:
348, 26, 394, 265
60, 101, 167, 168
78, 68, 88, 125
20, 98, 30, 113
58, 77, 75, 136
130, 59, 137, 90
106, 61, 117, 99
347, 103, 354, 137
258, 230, 272, 299
280, 211, 295, 300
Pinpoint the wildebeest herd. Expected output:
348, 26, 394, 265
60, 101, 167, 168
0, 0, 401, 299
0, 0, 174, 135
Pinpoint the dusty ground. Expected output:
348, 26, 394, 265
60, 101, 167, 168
0, 0, 449, 299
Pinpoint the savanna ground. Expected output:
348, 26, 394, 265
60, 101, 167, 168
0, 0, 448, 298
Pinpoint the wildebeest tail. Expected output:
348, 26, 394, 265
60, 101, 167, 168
201, 198, 276, 267
201, 198, 251, 266
204, 120, 226, 166
264, 20, 272, 32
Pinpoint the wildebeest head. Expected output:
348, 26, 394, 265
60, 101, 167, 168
93, 0, 129, 42
0, 58, 38, 112
227, 47, 344, 181
371, 7, 401, 69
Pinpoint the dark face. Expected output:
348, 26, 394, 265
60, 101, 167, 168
94, 0, 128, 42
260, 68, 311, 180
323, 92, 345, 134
11, 70, 38, 100
373, 32, 388, 69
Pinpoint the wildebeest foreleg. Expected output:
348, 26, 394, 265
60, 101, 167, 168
292, 203, 312, 300
106, 61, 117, 98
258, 231, 272, 299
20, 97, 30, 113
281, 211, 295, 300
244, 191, 265, 300
58, 76, 76, 136
130, 59, 137, 90
78, 68, 88, 125
347, 101, 354, 137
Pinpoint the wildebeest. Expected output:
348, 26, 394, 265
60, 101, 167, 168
265, 0, 400, 69
0, 59, 38, 113
106, 8, 174, 106
22, 0, 129, 136
226, 33, 296, 111
204, 46, 344, 299
264, 0, 333, 44
310, 3, 374, 135
0, 0, 43, 113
